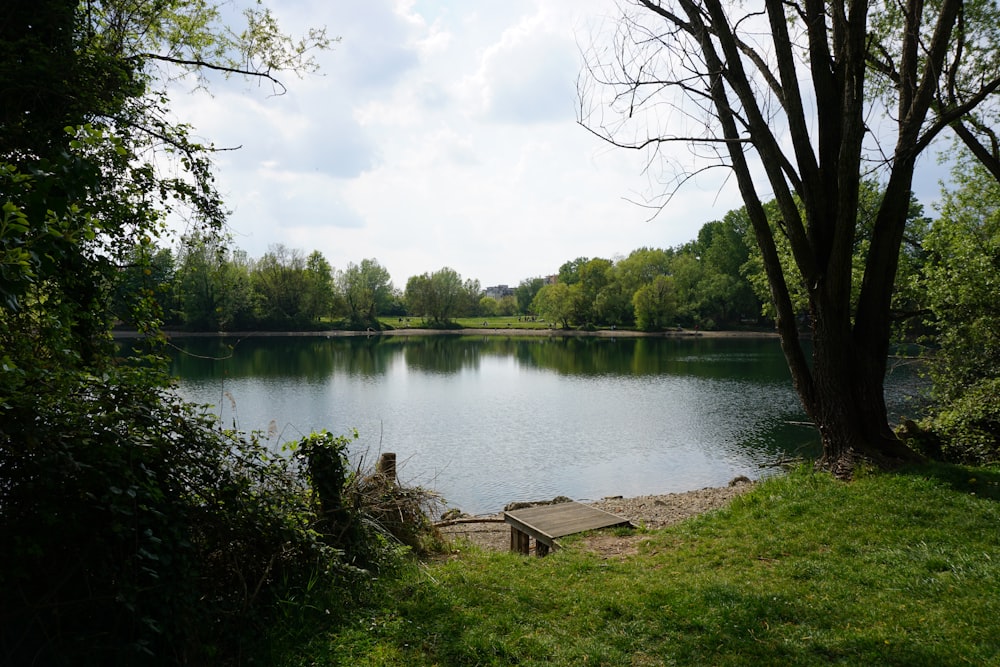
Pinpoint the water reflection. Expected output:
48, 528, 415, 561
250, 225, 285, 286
166, 334, 920, 514
169, 334, 800, 382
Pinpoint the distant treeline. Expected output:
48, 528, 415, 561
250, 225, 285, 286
123, 189, 931, 332
117, 211, 772, 332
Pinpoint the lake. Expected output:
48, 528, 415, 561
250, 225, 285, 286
166, 333, 924, 515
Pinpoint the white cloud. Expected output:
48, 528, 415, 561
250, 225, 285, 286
470, 8, 578, 124
163, 0, 754, 287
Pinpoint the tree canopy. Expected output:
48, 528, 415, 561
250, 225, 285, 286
404, 267, 481, 326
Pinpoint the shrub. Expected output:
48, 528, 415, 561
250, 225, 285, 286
0, 365, 364, 665
296, 432, 445, 561
923, 377, 1000, 465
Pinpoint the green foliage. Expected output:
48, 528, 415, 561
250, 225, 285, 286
340, 258, 394, 328
478, 295, 499, 317
514, 276, 546, 314
531, 282, 575, 328
613, 246, 673, 294
299, 431, 368, 559
0, 364, 358, 665
404, 267, 479, 326
253, 244, 310, 326
917, 161, 1000, 463
927, 379, 1000, 464
741, 183, 929, 326
570, 257, 613, 325
175, 232, 256, 330
158, 237, 340, 330
557, 256, 590, 284
633, 274, 677, 330
0, 1, 364, 663
296, 431, 444, 562
303, 250, 339, 321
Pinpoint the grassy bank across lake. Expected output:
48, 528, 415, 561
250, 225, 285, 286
281, 464, 1000, 666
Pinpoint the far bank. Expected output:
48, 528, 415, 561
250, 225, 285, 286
113, 326, 780, 339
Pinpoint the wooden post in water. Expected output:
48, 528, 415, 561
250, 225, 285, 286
376, 452, 397, 484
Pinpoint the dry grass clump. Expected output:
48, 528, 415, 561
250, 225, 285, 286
347, 460, 446, 555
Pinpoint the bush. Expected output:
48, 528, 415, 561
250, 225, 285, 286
923, 377, 1000, 465
0, 365, 366, 665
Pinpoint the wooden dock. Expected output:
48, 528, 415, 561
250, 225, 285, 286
503, 501, 633, 556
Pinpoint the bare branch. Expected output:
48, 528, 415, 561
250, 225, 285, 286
138, 53, 288, 95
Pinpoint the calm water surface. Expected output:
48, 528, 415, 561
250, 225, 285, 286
168, 335, 922, 514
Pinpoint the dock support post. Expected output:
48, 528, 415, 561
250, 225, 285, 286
510, 527, 530, 554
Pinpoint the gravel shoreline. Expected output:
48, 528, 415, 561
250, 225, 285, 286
438, 479, 754, 556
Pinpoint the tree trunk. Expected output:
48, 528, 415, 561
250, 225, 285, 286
804, 296, 923, 476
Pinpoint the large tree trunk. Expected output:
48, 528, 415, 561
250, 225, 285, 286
806, 306, 923, 475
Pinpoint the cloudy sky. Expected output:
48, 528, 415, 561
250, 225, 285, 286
169, 0, 947, 289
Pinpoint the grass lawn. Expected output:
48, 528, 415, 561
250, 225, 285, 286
282, 464, 1000, 666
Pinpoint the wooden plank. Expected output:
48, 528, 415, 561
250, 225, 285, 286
510, 526, 530, 554
503, 501, 632, 554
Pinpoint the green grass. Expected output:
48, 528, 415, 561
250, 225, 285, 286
281, 464, 1000, 666
380, 316, 560, 331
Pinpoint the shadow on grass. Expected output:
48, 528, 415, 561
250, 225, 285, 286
896, 462, 1000, 501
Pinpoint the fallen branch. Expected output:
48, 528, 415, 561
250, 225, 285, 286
434, 517, 506, 528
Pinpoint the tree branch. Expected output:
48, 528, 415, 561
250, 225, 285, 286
138, 53, 288, 95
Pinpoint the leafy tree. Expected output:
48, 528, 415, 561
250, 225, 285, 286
594, 279, 634, 326
599, 247, 676, 327
571, 257, 614, 325
2, 0, 329, 356
558, 257, 590, 284
693, 213, 761, 326
614, 247, 673, 295
404, 267, 468, 325
663, 239, 752, 329
111, 244, 179, 328
497, 294, 518, 317
581, 0, 1000, 471
404, 273, 433, 320
514, 277, 546, 314
253, 243, 308, 326
917, 160, 1000, 462
383, 287, 408, 318
532, 282, 576, 329
462, 277, 484, 317
479, 296, 500, 317
633, 275, 678, 330
303, 250, 338, 323
176, 233, 254, 330
339, 258, 394, 328
669, 253, 708, 327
